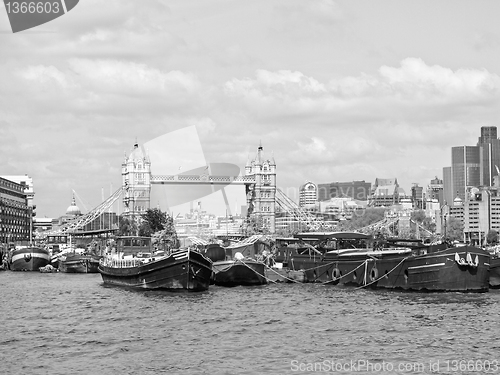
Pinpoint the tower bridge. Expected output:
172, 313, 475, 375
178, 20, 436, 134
121, 142, 277, 232
45, 140, 331, 236
150, 174, 256, 185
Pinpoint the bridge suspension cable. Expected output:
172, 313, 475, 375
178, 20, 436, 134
41, 188, 123, 236
274, 189, 333, 231
357, 216, 399, 236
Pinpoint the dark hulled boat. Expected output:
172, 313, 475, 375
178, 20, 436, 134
212, 259, 267, 287
204, 243, 267, 287
10, 246, 50, 271
489, 256, 500, 288
278, 232, 490, 292
59, 253, 101, 273
98, 236, 212, 291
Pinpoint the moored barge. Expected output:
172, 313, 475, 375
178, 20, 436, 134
10, 246, 50, 271
98, 236, 213, 291
277, 232, 490, 292
204, 243, 267, 287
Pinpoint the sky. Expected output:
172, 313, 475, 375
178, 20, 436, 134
2, 0, 500, 218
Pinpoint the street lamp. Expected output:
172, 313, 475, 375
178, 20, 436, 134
440, 203, 449, 241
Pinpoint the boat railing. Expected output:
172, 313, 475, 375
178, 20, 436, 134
379, 247, 412, 253
100, 257, 143, 268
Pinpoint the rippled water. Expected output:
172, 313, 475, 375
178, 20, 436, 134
1, 271, 500, 375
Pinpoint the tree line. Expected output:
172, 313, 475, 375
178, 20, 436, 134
117, 208, 179, 249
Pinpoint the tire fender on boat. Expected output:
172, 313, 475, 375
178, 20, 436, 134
370, 267, 379, 282
332, 268, 341, 280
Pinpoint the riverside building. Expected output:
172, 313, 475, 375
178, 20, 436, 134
0, 176, 32, 244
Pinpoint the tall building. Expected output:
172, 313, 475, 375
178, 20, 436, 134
427, 177, 444, 206
451, 145, 480, 201
444, 127, 500, 203
299, 181, 317, 208
478, 126, 497, 144
443, 167, 453, 206
411, 183, 424, 209
478, 126, 500, 187
317, 180, 371, 201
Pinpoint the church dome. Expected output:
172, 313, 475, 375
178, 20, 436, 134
66, 195, 81, 216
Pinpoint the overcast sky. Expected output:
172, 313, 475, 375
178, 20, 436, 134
2, 0, 500, 218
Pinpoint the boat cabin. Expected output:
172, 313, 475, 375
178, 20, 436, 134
275, 232, 371, 257
115, 236, 153, 257
46, 235, 69, 254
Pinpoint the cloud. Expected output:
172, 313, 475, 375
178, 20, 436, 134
378, 58, 500, 100
10, 59, 203, 117
68, 59, 199, 96
215, 58, 500, 196
224, 58, 500, 120
2, 50, 500, 217
20, 65, 73, 89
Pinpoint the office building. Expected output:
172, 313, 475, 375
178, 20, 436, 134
0, 177, 32, 244
443, 167, 453, 206
299, 181, 318, 208
370, 178, 400, 207
444, 127, 500, 202
478, 126, 500, 187
462, 186, 500, 245
450, 145, 480, 201
427, 177, 444, 205
411, 183, 424, 209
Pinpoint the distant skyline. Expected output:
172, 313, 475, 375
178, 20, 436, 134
2, 1, 500, 218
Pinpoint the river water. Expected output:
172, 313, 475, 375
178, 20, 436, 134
1, 271, 499, 375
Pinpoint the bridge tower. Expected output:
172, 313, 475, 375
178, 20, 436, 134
245, 143, 276, 233
122, 142, 151, 218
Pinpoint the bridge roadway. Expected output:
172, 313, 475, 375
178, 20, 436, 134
150, 174, 256, 185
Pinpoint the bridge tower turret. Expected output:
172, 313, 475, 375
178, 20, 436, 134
122, 142, 151, 219
245, 143, 276, 233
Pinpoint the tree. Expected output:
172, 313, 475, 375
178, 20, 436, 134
411, 209, 436, 234
139, 208, 168, 237
411, 210, 426, 223
338, 208, 388, 231
487, 230, 498, 244
151, 213, 179, 250
117, 215, 138, 236
445, 216, 464, 242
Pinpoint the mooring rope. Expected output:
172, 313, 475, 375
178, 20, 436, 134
355, 256, 409, 290
261, 263, 302, 283
300, 260, 338, 273
239, 259, 277, 284
321, 259, 369, 285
